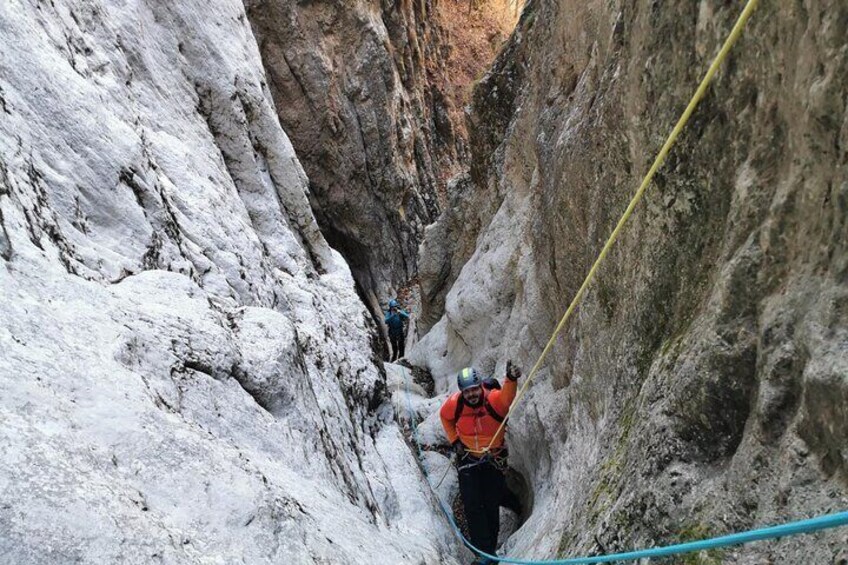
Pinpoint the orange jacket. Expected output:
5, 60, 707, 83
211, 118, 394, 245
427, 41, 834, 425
440, 378, 517, 456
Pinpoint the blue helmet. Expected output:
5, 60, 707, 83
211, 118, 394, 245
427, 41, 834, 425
457, 367, 482, 391
388, 299, 399, 309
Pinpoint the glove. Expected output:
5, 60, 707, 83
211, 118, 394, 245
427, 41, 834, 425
506, 360, 521, 381
452, 440, 466, 462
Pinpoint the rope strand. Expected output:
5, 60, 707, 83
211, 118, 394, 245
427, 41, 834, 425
484, 0, 762, 454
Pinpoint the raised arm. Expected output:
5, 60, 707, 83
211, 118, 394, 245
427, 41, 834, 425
490, 361, 521, 415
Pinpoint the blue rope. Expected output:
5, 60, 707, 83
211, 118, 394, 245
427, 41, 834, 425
398, 366, 848, 564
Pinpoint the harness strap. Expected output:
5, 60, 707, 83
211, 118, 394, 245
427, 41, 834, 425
453, 391, 506, 424
484, 400, 505, 423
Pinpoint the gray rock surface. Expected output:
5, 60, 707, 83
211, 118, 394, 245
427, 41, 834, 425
246, 0, 462, 314
0, 1, 459, 563
416, 172, 478, 334
413, 0, 848, 562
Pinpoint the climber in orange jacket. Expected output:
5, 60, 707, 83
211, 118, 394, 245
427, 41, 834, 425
440, 362, 522, 564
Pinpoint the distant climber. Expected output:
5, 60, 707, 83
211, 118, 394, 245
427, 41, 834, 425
384, 299, 410, 362
440, 362, 523, 564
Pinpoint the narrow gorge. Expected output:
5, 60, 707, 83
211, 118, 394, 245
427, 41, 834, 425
0, 1, 845, 564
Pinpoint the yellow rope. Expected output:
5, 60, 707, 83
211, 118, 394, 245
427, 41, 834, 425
483, 0, 760, 453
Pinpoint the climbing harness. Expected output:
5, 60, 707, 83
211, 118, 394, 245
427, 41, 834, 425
457, 456, 492, 473
456, 450, 508, 473
400, 0, 848, 561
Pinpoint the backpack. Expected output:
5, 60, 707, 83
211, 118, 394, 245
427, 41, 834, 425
482, 376, 501, 390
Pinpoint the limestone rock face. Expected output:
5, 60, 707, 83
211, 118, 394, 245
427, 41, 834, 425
246, 0, 461, 312
413, 0, 848, 562
0, 1, 458, 563
416, 172, 478, 334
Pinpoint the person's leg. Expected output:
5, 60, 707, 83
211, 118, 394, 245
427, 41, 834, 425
459, 464, 491, 556
478, 463, 503, 556
398, 332, 406, 359
389, 334, 401, 361
487, 452, 520, 516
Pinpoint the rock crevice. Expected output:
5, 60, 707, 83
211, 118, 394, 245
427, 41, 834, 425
246, 0, 463, 314
413, 1, 848, 562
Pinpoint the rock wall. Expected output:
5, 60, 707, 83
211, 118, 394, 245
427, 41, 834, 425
0, 1, 458, 563
245, 0, 462, 315
413, 0, 848, 562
